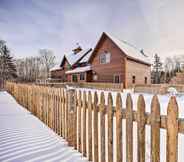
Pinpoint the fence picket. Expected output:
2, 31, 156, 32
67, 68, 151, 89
77, 91, 82, 152
82, 91, 87, 156
116, 93, 123, 162
107, 93, 113, 162
87, 91, 93, 161
151, 95, 160, 162
99, 92, 106, 162
126, 94, 133, 162
93, 92, 99, 162
166, 96, 178, 162
137, 95, 145, 162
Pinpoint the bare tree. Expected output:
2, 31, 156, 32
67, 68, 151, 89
39, 49, 56, 78
16, 56, 43, 82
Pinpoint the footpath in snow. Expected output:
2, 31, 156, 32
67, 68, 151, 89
0, 91, 88, 162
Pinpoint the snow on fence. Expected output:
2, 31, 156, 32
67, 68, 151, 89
5, 82, 184, 162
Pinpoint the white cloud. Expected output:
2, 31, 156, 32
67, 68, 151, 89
0, 0, 184, 61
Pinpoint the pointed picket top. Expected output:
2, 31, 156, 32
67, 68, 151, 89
78, 90, 82, 106
137, 95, 145, 112
167, 96, 178, 117
94, 91, 98, 105
151, 95, 160, 122
126, 93, 133, 111
116, 93, 122, 111
107, 92, 113, 113
88, 91, 92, 106
166, 96, 179, 162
82, 91, 87, 109
100, 92, 105, 113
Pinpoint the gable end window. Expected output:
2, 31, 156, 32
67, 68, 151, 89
100, 52, 111, 64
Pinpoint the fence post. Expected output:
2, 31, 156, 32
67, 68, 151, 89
126, 94, 133, 162
107, 93, 113, 162
67, 88, 76, 146
137, 95, 145, 162
151, 95, 160, 162
166, 96, 178, 162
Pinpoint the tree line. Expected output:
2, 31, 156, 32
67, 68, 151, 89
0, 40, 56, 84
16, 49, 56, 82
152, 54, 183, 84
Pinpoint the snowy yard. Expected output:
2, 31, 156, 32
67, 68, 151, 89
2, 87, 184, 162
0, 91, 88, 162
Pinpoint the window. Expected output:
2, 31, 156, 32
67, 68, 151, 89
114, 75, 120, 83
72, 74, 78, 82
80, 73, 85, 80
145, 77, 147, 84
132, 75, 136, 84
100, 52, 111, 64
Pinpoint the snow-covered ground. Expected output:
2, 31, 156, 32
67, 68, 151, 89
0, 91, 88, 162
69, 87, 184, 162
1, 88, 184, 162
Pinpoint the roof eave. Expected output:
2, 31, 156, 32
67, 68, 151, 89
126, 56, 151, 66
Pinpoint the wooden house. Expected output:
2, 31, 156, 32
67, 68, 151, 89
88, 32, 151, 88
50, 32, 151, 88
50, 46, 92, 82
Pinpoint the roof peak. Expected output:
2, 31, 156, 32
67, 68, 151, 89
102, 32, 151, 64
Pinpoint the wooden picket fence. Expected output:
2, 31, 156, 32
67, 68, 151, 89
5, 82, 184, 162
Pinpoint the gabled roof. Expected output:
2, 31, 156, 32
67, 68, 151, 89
79, 50, 93, 63
61, 48, 92, 67
91, 32, 151, 65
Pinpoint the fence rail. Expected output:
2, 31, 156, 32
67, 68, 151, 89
5, 82, 183, 162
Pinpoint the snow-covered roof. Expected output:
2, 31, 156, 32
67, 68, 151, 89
79, 50, 93, 63
63, 48, 92, 66
65, 65, 91, 74
105, 33, 151, 65
50, 64, 62, 71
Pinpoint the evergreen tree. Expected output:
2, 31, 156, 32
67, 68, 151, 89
153, 54, 163, 84
0, 40, 17, 83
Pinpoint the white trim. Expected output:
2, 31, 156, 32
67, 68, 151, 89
65, 65, 91, 74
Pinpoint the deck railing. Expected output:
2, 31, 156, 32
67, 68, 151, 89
5, 82, 184, 162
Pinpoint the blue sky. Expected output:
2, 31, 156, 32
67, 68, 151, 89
0, 0, 184, 61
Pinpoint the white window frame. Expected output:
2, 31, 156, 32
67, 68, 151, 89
100, 52, 111, 64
